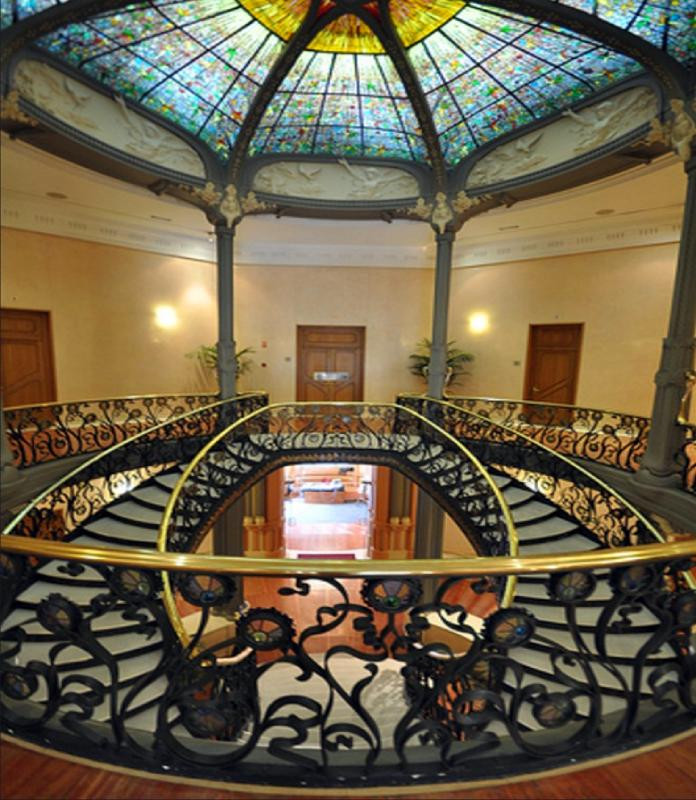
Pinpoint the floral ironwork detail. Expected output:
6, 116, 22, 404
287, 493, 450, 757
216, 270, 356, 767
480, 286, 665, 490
361, 578, 422, 613
548, 571, 597, 604
37, 594, 82, 633
237, 607, 295, 651
176, 574, 235, 608
485, 608, 535, 648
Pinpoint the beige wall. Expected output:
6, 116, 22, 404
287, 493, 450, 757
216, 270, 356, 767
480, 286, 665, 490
1, 227, 678, 415
0, 228, 429, 403
449, 243, 678, 416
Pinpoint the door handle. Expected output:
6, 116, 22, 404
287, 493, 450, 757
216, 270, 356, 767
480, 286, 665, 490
313, 371, 350, 381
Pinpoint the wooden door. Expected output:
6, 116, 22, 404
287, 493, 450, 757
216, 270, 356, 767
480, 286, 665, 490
296, 325, 365, 402
524, 324, 583, 416
1, 309, 57, 406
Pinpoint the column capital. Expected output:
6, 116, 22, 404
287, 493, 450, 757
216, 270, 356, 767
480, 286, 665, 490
215, 222, 236, 240
435, 229, 456, 245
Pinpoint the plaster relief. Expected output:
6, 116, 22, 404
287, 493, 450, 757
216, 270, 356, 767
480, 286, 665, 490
12, 59, 205, 178
252, 159, 419, 201
467, 86, 658, 189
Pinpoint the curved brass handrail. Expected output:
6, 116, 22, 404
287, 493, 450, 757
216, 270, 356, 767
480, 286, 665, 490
418, 396, 664, 544
1, 534, 693, 576
158, 401, 518, 555
1, 391, 267, 537
158, 402, 520, 641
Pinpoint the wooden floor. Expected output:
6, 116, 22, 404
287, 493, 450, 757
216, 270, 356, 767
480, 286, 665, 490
1, 735, 694, 800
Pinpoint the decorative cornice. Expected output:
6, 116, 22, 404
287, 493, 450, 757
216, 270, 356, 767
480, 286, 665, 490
0, 188, 682, 269
646, 99, 696, 162
0, 90, 38, 127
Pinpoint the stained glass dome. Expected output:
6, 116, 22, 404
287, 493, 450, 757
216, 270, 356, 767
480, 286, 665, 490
2, 0, 694, 167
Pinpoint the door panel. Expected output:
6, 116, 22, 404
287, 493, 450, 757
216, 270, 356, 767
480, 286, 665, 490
524, 323, 583, 421
296, 325, 365, 402
1, 309, 57, 406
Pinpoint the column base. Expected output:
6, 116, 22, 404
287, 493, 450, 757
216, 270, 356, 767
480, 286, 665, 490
632, 466, 683, 490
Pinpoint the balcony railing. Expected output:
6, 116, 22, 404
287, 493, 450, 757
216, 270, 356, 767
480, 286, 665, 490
4, 392, 219, 468
1, 535, 694, 791
411, 395, 695, 494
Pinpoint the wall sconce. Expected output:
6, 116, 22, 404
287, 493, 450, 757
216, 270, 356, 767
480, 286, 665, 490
468, 311, 490, 335
153, 304, 179, 329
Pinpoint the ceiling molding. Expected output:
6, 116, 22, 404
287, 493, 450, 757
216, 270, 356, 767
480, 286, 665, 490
454, 208, 682, 268
1, 186, 681, 270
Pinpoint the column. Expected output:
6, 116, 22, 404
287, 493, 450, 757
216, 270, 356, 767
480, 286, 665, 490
215, 223, 236, 399
427, 230, 455, 398
414, 490, 444, 602
637, 153, 696, 485
213, 498, 245, 615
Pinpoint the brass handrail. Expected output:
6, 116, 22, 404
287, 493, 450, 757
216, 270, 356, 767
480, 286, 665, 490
415, 396, 664, 543
158, 401, 520, 639
428, 393, 653, 419
1, 534, 693, 576
158, 401, 518, 557
1, 391, 267, 536
4, 390, 219, 412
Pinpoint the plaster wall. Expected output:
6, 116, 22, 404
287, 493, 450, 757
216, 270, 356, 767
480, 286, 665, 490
1, 227, 678, 415
449, 243, 678, 416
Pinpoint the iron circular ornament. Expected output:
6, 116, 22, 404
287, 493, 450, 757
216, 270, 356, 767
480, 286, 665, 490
610, 564, 656, 596
238, 607, 295, 651
114, 567, 156, 599
533, 692, 577, 728
672, 591, 696, 629
1, 668, 38, 701
177, 573, 235, 607
548, 571, 596, 603
37, 593, 82, 633
0, 552, 24, 581
361, 577, 422, 613
484, 608, 535, 648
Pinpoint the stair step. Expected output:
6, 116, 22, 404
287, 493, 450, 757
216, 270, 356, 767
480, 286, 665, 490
519, 533, 601, 554
84, 517, 159, 542
130, 485, 173, 507
106, 501, 166, 525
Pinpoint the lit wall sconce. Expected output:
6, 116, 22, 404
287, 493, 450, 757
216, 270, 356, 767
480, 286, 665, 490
468, 311, 490, 334
153, 304, 179, 329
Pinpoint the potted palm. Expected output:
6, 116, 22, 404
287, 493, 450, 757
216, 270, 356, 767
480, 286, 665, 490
408, 338, 474, 389
186, 344, 254, 388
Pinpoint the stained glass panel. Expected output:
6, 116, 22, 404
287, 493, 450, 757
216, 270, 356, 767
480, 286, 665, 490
32, 1, 282, 157
412, 4, 644, 163
553, 0, 696, 62
251, 28, 427, 161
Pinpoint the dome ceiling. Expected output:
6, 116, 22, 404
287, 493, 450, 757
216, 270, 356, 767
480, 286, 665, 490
2, 0, 694, 167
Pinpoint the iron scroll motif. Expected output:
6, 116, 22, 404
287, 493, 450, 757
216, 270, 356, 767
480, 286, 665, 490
162, 404, 513, 558
4, 393, 268, 544
399, 396, 656, 548
4, 393, 219, 468
0, 554, 694, 787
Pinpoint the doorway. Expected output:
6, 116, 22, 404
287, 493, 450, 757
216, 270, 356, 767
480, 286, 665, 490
282, 463, 375, 559
524, 323, 583, 405
296, 325, 365, 401
1, 309, 57, 405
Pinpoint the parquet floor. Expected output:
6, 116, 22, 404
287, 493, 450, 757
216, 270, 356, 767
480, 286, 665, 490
1, 734, 694, 799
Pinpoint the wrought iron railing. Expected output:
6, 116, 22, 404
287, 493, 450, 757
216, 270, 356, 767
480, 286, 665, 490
418, 395, 695, 495
4, 392, 218, 468
160, 402, 517, 560
399, 397, 661, 550
0, 535, 694, 790
681, 424, 696, 493
2, 393, 268, 543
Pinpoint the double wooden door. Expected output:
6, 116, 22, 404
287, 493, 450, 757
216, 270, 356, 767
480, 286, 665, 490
1, 309, 57, 406
296, 325, 365, 402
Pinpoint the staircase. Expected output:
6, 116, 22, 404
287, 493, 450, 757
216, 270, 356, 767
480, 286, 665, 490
2, 460, 676, 742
